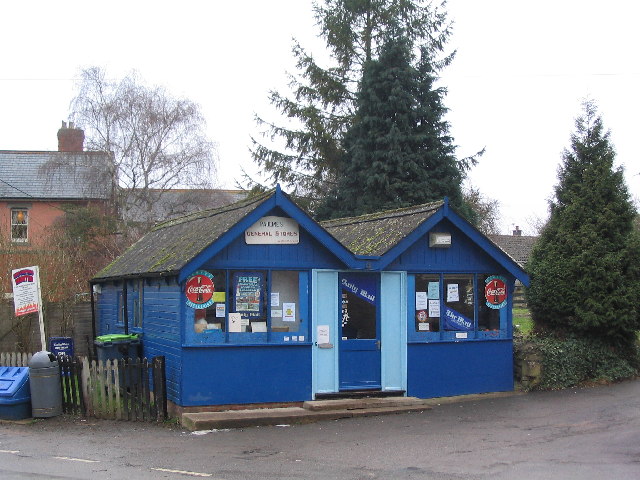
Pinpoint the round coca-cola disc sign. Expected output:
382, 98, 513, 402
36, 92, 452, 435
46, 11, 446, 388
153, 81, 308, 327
485, 275, 507, 309
186, 271, 215, 309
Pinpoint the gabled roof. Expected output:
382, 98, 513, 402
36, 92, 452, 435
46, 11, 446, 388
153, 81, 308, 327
0, 151, 112, 200
93, 187, 355, 281
488, 234, 538, 267
321, 201, 443, 256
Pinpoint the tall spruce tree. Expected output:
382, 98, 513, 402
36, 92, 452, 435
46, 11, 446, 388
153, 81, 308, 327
250, 0, 455, 203
315, 34, 469, 219
527, 100, 640, 347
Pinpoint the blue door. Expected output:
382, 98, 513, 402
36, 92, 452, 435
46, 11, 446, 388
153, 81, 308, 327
339, 273, 381, 390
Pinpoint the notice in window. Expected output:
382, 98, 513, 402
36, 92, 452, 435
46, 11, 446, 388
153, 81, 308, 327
415, 291, 428, 310
428, 299, 440, 318
447, 284, 459, 302
228, 313, 242, 332
234, 273, 263, 314
428, 282, 439, 299
283, 303, 296, 322
215, 303, 226, 318
271, 292, 280, 307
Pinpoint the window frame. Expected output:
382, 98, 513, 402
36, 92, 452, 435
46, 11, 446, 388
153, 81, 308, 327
408, 273, 510, 343
186, 268, 309, 346
10, 208, 29, 243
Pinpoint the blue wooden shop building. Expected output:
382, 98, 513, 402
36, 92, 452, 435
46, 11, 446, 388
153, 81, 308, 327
92, 187, 529, 412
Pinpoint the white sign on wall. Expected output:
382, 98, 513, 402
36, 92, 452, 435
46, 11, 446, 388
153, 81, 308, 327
245, 216, 300, 244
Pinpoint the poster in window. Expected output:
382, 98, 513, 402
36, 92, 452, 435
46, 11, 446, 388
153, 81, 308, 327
415, 291, 428, 310
233, 272, 263, 316
447, 283, 459, 302
427, 282, 439, 299
283, 303, 296, 322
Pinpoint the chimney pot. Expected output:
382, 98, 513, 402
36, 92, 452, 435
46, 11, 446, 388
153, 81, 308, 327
513, 226, 522, 236
57, 121, 85, 152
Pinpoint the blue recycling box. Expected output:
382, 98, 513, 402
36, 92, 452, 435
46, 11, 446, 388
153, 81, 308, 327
0, 366, 31, 420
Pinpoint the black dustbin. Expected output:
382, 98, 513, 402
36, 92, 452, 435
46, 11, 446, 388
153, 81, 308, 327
28, 351, 62, 418
94, 334, 141, 362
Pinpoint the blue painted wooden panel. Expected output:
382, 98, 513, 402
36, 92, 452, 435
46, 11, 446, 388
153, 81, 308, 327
205, 221, 345, 270
380, 272, 407, 391
407, 340, 513, 398
312, 270, 339, 396
96, 284, 120, 335
181, 345, 312, 406
139, 280, 183, 405
388, 219, 504, 273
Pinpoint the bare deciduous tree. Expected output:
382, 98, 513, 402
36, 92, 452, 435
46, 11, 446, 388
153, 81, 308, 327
71, 67, 218, 234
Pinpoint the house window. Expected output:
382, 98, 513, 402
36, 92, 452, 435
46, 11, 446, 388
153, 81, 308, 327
11, 209, 28, 243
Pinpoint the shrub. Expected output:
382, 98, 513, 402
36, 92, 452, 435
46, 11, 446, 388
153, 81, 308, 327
514, 332, 639, 390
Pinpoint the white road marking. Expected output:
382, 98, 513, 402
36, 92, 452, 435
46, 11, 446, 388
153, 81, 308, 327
0, 449, 19, 454
151, 467, 213, 477
53, 456, 100, 463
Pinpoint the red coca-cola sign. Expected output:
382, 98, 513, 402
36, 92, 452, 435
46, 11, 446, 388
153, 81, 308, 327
186, 271, 215, 309
485, 275, 507, 309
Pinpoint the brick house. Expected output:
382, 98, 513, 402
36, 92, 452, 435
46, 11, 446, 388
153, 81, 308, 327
0, 122, 113, 250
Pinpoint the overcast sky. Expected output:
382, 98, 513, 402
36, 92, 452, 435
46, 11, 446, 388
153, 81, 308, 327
1, 0, 638, 234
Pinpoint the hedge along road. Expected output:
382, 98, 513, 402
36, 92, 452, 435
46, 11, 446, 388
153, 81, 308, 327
0, 379, 639, 480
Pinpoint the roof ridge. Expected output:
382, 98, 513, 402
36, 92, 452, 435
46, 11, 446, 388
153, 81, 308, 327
321, 200, 443, 227
151, 189, 273, 231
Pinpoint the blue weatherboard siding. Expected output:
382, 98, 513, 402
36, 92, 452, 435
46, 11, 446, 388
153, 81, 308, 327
181, 345, 312, 405
141, 279, 182, 405
388, 219, 504, 273
407, 340, 514, 398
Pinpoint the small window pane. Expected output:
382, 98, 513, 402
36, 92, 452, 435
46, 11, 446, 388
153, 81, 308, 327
443, 275, 474, 331
270, 271, 300, 333
193, 271, 226, 333
478, 274, 502, 331
11, 209, 28, 243
415, 274, 440, 332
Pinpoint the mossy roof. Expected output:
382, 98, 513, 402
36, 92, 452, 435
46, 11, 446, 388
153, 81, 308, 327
94, 190, 274, 280
321, 201, 443, 256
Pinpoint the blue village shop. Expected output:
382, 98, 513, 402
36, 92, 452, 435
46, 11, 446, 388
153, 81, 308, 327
92, 187, 529, 413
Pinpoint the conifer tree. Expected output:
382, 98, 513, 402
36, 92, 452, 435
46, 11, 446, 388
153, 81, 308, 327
315, 34, 469, 219
527, 100, 640, 347
250, 0, 455, 202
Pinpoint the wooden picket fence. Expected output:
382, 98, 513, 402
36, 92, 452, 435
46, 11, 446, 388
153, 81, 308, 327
0, 351, 32, 367
0, 352, 167, 422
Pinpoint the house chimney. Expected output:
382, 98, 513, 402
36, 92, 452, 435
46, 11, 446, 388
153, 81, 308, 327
57, 120, 85, 152
512, 226, 522, 236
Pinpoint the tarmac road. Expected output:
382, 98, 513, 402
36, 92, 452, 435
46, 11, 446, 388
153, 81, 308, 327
1, 379, 639, 480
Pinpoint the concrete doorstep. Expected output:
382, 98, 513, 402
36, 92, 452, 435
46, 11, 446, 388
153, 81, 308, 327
180, 391, 522, 431
181, 397, 432, 431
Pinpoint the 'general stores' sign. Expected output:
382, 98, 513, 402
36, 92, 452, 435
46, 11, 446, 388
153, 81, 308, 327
245, 216, 299, 244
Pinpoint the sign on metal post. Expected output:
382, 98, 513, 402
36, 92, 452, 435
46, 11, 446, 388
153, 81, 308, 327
11, 265, 46, 350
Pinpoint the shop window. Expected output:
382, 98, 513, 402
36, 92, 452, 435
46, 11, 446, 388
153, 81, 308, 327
410, 273, 509, 341
414, 274, 440, 332
190, 269, 305, 342
11, 208, 28, 243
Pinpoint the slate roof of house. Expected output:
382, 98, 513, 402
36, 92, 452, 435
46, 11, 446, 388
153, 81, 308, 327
122, 189, 248, 224
0, 151, 112, 200
487, 234, 538, 267
94, 190, 272, 280
321, 201, 443, 256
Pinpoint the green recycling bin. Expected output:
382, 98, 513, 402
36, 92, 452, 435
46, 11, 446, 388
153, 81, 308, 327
94, 334, 141, 362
